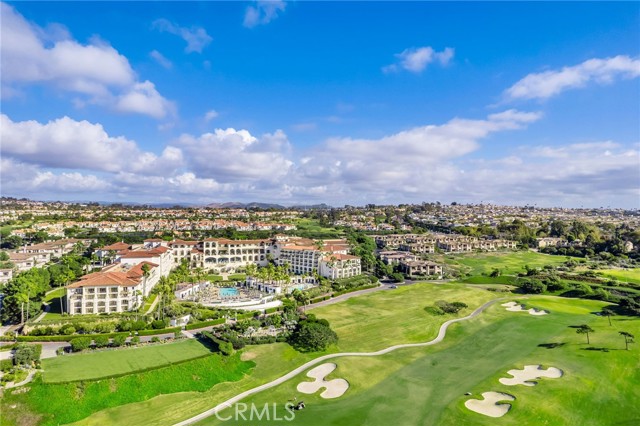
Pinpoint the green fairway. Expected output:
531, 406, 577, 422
310, 282, 497, 352
42, 339, 213, 383
597, 268, 640, 284
198, 296, 639, 426
441, 250, 570, 276
1, 352, 253, 426
69, 344, 318, 426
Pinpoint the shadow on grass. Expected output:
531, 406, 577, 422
538, 342, 567, 349
582, 347, 610, 352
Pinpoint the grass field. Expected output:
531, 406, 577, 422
293, 218, 343, 239
42, 339, 214, 383
440, 250, 571, 276
1, 352, 253, 426
142, 293, 158, 313
597, 268, 640, 284
311, 282, 497, 352
199, 296, 640, 426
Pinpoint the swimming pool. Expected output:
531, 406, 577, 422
220, 287, 240, 297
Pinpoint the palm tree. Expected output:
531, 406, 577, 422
619, 331, 634, 350
16, 291, 29, 325
576, 324, 594, 345
141, 263, 151, 298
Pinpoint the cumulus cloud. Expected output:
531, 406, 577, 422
116, 81, 176, 119
0, 3, 174, 118
460, 142, 640, 206
383, 46, 454, 73
505, 55, 640, 100
244, 1, 287, 28
295, 109, 542, 191
1, 158, 111, 195
0, 114, 183, 173
176, 128, 293, 183
152, 18, 212, 53
149, 50, 173, 69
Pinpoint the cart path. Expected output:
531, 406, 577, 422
173, 297, 505, 426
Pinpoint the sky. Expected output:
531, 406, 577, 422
1, 1, 639, 208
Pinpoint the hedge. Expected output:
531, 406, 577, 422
184, 318, 226, 330
309, 295, 331, 304
16, 327, 183, 342
136, 327, 181, 337
332, 283, 379, 297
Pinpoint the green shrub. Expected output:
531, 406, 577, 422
94, 335, 110, 348
150, 336, 160, 343
70, 336, 91, 352
112, 334, 127, 347
131, 336, 141, 345
0, 359, 13, 371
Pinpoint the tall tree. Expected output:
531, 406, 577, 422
576, 324, 595, 345
619, 331, 634, 350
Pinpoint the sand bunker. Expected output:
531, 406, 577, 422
501, 301, 548, 316
465, 392, 515, 418
499, 365, 563, 386
296, 363, 349, 399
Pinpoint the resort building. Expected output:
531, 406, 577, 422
65, 261, 161, 315
318, 253, 362, 280
399, 260, 443, 278
201, 238, 270, 270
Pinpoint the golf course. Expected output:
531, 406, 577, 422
3, 275, 639, 426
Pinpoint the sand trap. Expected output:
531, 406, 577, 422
499, 365, 563, 386
296, 363, 349, 399
501, 301, 548, 316
465, 392, 515, 418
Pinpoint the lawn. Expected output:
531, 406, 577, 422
310, 282, 498, 352
142, 293, 157, 313
292, 218, 343, 239
42, 339, 214, 383
440, 250, 571, 276
597, 268, 640, 284
199, 296, 639, 426
1, 352, 253, 426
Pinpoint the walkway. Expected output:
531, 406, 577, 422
144, 295, 160, 315
5, 369, 36, 389
32, 303, 50, 323
173, 297, 504, 426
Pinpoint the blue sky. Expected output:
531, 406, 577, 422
1, 1, 639, 207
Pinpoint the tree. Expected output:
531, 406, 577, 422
290, 320, 338, 352
576, 324, 594, 345
601, 307, 615, 326
619, 331, 634, 350
520, 279, 546, 294
141, 263, 151, 298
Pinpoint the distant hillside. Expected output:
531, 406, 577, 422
205, 202, 287, 209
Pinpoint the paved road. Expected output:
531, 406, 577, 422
173, 297, 505, 426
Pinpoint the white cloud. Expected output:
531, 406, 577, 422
153, 18, 212, 53
244, 1, 287, 28
204, 109, 219, 122
506, 55, 640, 100
1, 158, 110, 195
0, 3, 173, 118
383, 46, 454, 73
116, 81, 176, 119
176, 128, 293, 183
0, 114, 183, 174
149, 50, 173, 69
291, 110, 542, 200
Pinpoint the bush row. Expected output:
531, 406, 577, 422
184, 318, 226, 330
332, 283, 379, 297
